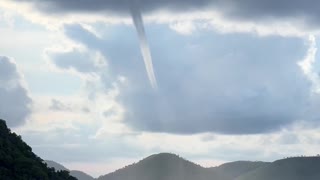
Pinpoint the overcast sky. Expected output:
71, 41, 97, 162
2, 0, 320, 177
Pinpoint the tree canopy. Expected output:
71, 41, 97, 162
0, 119, 77, 180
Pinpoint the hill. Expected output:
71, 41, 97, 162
3, 117, 320, 180
47, 154, 270, 180
236, 157, 320, 180
0, 119, 77, 180
96, 153, 320, 180
45, 160, 94, 180
209, 161, 270, 180
97, 153, 212, 180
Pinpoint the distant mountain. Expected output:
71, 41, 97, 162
209, 161, 270, 180
45, 160, 94, 180
96, 153, 268, 180
45, 160, 69, 171
70, 170, 95, 180
236, 157, 320, 180
97, 153, 212, 180
0, 119, 76, 180
96, 153, 320, 180
3, 118, 320, 180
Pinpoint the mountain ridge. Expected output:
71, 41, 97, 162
45, 154, 320, 180
95, 152, 269, 180
236, 156, 320, 180
2, 118, 320, 180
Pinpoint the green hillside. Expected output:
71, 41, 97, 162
0, 119, 77, 180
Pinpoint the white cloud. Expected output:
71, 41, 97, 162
170, 21, 196, 35
0, 56, 32, 127
298, 35, 320, 92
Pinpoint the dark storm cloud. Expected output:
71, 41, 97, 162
13, 0, 320, 28
55, 24, 312, 134
0, 56, 32, 127
15, 0, 212, 15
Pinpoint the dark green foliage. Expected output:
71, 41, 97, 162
0, 119, 77, 180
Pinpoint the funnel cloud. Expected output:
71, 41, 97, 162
130, 4, 158, 89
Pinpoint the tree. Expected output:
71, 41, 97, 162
0, 119, 77, 180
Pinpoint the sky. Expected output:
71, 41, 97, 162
2, 0, 320, 177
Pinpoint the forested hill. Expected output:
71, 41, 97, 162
209, 161, 270, 180
3, 117, 320, 180
97, 153, 268, 180
96, 154, 320, 180
97, 153, 212, 180
236, 157, 320, 180
0, 119, 77, 180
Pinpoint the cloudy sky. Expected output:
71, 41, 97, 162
2, 0, 320, 177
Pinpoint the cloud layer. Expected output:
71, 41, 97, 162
48, 23, 315, 134
0, 56, 32, 127
15, 0, 211, 15
12, 0, 320, 30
